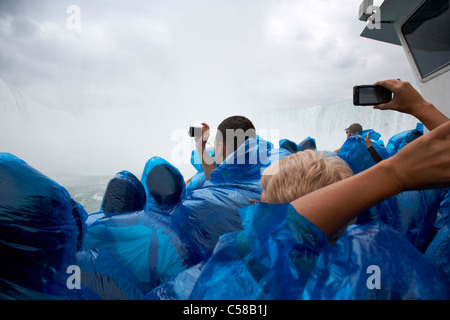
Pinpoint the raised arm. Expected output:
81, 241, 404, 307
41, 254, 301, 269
374, 79, 449, 131
194, 123, 216, 180
291, 120, 450, 237
365, 136, 383, 163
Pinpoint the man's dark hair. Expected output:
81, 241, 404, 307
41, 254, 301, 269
216, 116, 256, 154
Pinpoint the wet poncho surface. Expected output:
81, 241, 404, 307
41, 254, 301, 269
144, 262, 205, 300
279, 137, 317, 154
386, 123, 423, 156
303, 222, 449, 299
76, 248, 144, 300
298, 137, 317, 151
359, 188, 445, 252
424, 189, 450, 286
84, 158, 195, 293
141, 157, 186, 211
338, 129, 389, 175
279, 139, 299, 153
100, 170, 146, 214
189, 203, 328, 299
189, 202, 450, 300
0, 153, 87, 299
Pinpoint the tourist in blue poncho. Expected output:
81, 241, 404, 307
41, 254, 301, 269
174, 116, 290, 261
0, 153, 92, 299
83, 158, 196, 293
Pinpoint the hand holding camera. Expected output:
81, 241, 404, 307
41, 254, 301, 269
373, 79, 429, 115
353, 85, 392, 106
373, 79, 448, 131
189, 123, 210, 149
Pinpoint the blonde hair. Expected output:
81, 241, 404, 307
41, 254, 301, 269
261, 150, 354, 243
261, 150, 353, 204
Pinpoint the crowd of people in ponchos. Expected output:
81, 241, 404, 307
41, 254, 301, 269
1, 80, 449, 300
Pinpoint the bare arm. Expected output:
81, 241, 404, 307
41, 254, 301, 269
291, 120, 450, 237
374, 80, 449, 131
194, 123, 216, 180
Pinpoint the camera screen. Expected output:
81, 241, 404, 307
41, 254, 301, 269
359, 87, 387, 104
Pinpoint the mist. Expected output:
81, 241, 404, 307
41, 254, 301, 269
0, 0, 416, 180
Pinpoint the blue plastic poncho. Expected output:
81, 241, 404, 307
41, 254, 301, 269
278, 137, 316, 154
84, 210, 196, 293
189, 146, 215, 173
144, 262, 205, 300
424, 190, 450, 286
356, 188, 445, 252
84, 159, 196, 293
190, 202, 449, 300
298, 136, 317, 151
100, 170, 146, 214
386, 123, 423, 156
186, 172, 207, 193
71, 198, 88, 251
0, 153, 88, 299
172, 137, 288, 261
279, 139, 299, 153
76, 248, 144, 300
189, 203, 328, 299
141, 157, 186, 212
186, 147, 213, 192
338, 129, 389, 174
303, 222, 450, 299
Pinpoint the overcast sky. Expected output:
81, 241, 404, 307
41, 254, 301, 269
0, 0, 417, 177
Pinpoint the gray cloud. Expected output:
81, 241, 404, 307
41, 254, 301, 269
1, 0, 416, 109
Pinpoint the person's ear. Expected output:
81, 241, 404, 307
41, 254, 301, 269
261, 190, 268, 203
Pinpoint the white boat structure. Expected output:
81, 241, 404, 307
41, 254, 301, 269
359, 0, 449, 117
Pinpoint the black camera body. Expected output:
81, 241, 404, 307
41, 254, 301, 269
353, 85, 392, 106
188, 127, 202, 137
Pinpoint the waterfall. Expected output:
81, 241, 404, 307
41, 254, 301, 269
253, 99, 420, 152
